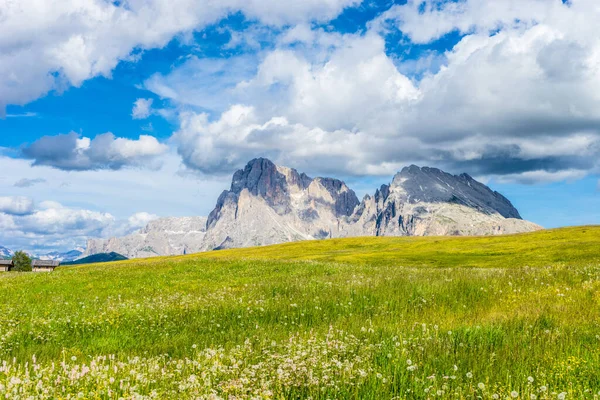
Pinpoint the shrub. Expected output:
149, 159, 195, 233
12, 251, 32, 272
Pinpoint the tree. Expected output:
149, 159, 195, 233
12, 251, 32, 272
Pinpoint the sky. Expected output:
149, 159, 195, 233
1, 0, 599, 253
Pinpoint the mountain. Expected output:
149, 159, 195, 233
63, 252, 128, 265
84, 158, 542, 259
341, 165, 539, 237
84, 216, 208, 259
202, 158, 360, 250
203, 159, 540, 249
37, 249, 84, 262
0, 246, 13, 259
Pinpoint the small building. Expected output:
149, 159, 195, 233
31, 259, 60, 272
0, 260, 13, 272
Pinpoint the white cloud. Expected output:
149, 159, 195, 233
0, 153, 226, 252
375, 0, 563, 44
495, 169, 589, 185
0, 196, 35, 216
128, 212, 159, 230
132, 98, 154, 119
143, 56, 258, 112
0, 0, 361, 112
22, 132, 168, 171
156, 2, 600, 183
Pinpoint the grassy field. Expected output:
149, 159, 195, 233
1, 226, 600, 399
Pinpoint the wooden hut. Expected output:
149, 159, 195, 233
0, 260, 13, 272
31, 259, 60, 272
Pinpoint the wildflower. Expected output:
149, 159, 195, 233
527, 376, 534, 384
540, 386, 547, 392
478, 382, 485, 390
558, 393, 567, 400
530, 395, 537, 400
492, 395, 499, 399
406, 359, 412, 366
466, 372, 473, 379
71, 356, 77, 362
511, 391, 519, 398
192, 344, 197, 349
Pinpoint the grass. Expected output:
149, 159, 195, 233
1, 226, 600, 398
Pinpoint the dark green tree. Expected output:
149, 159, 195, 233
12, 251, 32, 272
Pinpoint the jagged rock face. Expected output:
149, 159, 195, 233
84, 216, 207, 259
345, 165, 536, 237
390, 165, 521, 219
84, 159, 542, 259
201, 158, 360, 250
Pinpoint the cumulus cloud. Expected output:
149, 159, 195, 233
0, 196, 35, 216
132, 98, 154, 119
22, 132, 168, 171
0, 0, 360, 111
375, 0, 560, 44
0, 200, 160, 253
0, 202, 111, 252
0, 153, 227, 253
158, 1, 600, 183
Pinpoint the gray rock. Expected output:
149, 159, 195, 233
391, 165, 521, 219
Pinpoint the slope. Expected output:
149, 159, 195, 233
1, 226, 599, 398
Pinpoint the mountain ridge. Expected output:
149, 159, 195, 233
84, 158, 542, 259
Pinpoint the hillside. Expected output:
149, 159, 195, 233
1, 226, 599, 398
198, 225, 600, 268
62, 252, 128, 265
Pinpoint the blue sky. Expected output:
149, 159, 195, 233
1, 0, 599, 252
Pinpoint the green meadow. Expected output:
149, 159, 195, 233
1, 226, 600, 399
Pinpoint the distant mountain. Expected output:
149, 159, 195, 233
84, 217, 207, 259
84, 158, 542, 259
63, 252, 128, 265
37, 249, 83, 262
0, 246, 14, 259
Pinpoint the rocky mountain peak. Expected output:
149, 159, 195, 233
84, 159, 540, 259
390, 165, 521, 219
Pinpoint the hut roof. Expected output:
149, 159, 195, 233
32, 259, 60, 267
0, 260, 13, 266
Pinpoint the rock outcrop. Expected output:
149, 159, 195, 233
201, 158, 359, 250
84, 158, 542, 258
